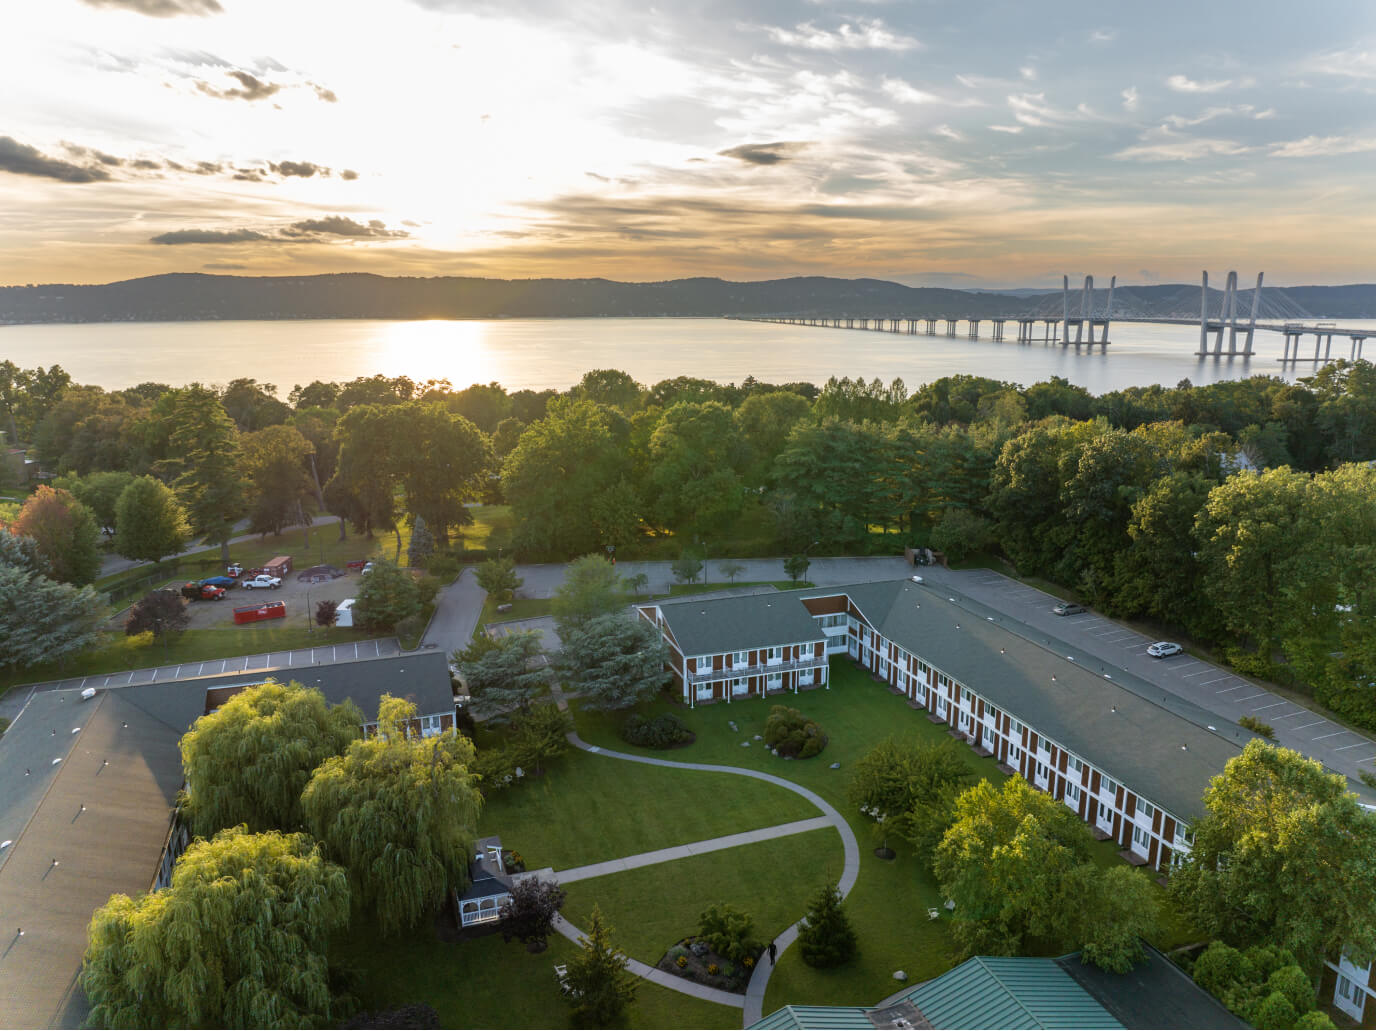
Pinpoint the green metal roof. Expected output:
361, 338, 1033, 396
905, 956, 1123, 1029
752, 1005, 875, 1030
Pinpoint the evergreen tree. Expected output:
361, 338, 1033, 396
797, 885, 857, 968
555, 613, 670, 710
82, 827, 350, 1029
408, 516, 436, 567
0, 565, 103, 670
165, 384, 246, 561
453, 629, 548, 722
0, 526, 49, 576
179, 680, 361, 836
353, 558, 422, 632
563, 906, 637, 1026
301, 696, 483, 936
113, 475, 189, 564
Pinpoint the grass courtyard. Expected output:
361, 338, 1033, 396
340, 656, 1202, 1028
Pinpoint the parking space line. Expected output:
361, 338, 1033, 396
1292, 720, 1326, 730
373, 640, 381, 656
353, 643, 359, 659
1234, 692, 1268, 703
1181, 669, 1213, 677
1270, 711, 1309, 720
1199, 675, 1230, 685
1252, 701, 1288, 712
331, 646, 338, 661
1357, 755, 1376, 764
1313, 731, 1347, 740
1216, 685, 1247, 693
1334, 742, 1372, 751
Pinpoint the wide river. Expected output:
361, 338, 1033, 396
0, 317, 1369, 394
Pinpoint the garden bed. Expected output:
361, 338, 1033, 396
657, 937, 759, 994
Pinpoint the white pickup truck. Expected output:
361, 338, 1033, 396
242, 574, 282, 590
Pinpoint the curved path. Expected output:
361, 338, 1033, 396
556, 731, 861, 1028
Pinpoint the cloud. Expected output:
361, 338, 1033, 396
80, 0, 221, 16
1166, 74, 1231, 93
202, 262, 247, 269
271, 160, 327, 178
1090, 28, 1117, 43
130, 158, 162, 170
989, 124, 1023, 134
1112, 126, 1250, 161
62, 143, 123, 167
0, 136, 113, 183
763, 18, 917, 52
196, 69, 281, 101
718, 141, 810, 166
1121, 87, 1138, 111
340, 168, 359, 181
284, 216, 409, 238
1006, 92, 1097, 128
150, 228, 270, 244
881, 78, 937, 105
934, 124, 964, 141
1019, 66, 1037, 81
1270, 134, 1376, 158
312, 83, 338, 103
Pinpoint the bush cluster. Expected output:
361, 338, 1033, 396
1192, 941, 1336, 1029
764, 705, 828, 759
621, 712, 695, 749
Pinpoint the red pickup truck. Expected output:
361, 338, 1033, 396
233, 600, 287, 625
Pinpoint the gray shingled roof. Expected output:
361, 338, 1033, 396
656, 592, 825, 658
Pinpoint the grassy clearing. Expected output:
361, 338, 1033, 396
481, 596, 554, 625
333, 919, 739, 1030
476, 745, 820, 871
561, 828, 842, 965
458, 504, 517, 554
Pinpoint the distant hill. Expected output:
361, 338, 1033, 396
1, 273, 1374, 324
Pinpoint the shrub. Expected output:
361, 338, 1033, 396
621, 712, 696, 749
675, 955, 687, 969
426, 553, 462, 579
764, 705, 828, 759
314, 598, 338, 627
395, 613, 424, 645
706, 963, 720, 976
472, 746, 517, 793
1249, 991, 1296, 1030
415, 574, 441, 607
1238, 714, 1276, 739
698, 904, 757, 964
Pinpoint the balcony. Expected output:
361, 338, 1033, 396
688, 653, 827, 684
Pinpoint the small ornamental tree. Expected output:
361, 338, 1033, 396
81, 827, 350, 1030
783, 553, 810, 584
179, 680, 361, 836
625, 571, 649, 598
797, 885, 857, 968
499, 877, 567, 951
476, 555, 522, 603
670, 550, 703, 584
718, 559, 745, 585
315, 598, 339, 627
114, 475, 189, 564
352, 557, 421, 632
563, 906, 637, 1026
509, 703, 572, 775
552, 554, 628, 635
125, 590, 190, 641
698, 903, 758, 963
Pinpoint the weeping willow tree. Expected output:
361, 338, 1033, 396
301, 695, 483, 936
179, 680, 362, 836
82, 827, 350, 1029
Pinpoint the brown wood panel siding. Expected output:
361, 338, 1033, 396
1152, 810, 1162, 835
1124, 793, 1136, 819
1162, 815, 1176, 843
802, 595, 847, 615
1148, 838, 1159, 867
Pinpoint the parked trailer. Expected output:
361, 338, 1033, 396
264, 555, 293, 578
233, 600, 287, 625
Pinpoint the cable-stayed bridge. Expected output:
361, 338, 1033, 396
733, 272, 1371, 362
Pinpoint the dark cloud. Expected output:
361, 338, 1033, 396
149, 228, 269, 245
194, 160, 223, 175
340, 168, 359, 181
585, 171, 610, 182
271, 160, 326, 178
285, 216, 409, 239
312, 83, 338, 103
63, 143, 123, 167
196, 70, 281, 101
130, 158, 162, 170
80, 0, 222, 16
401, 219, 421, 227
233, 170, 266, 182
0, 136, 114, 183
718, 141, 811, 166
202, 262, 247, 269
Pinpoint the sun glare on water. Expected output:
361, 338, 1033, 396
375, 319, 501, 387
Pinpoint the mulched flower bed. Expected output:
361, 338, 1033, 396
656, 936, 759, 994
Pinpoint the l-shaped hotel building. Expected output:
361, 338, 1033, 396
638, 579, 1254, 873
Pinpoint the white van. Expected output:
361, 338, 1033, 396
335, 598, 356, 628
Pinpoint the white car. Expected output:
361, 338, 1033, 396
1147, 641, 1183, 658
242, 574, 282, 590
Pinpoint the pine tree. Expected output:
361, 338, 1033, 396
408, 516, 436, 567
797, 885, 858, 968
563, 906, 637, 1026
165, 385, 246, 561
0, 565, 103, 670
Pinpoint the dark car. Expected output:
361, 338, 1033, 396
1052, 602, 1086, 616
201, 575, 237, 589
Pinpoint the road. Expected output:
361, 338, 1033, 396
98, 514, 343, 579
917, 564, 1376, 794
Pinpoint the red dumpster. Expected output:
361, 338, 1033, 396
234, 600, 287, 625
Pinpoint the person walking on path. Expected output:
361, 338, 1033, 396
768, 942, 777, 965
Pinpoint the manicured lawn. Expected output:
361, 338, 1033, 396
477, 746, 821, 871
481, 596, 554, 625
560, 828, 843, 967
0, 624, 374, 695
664, 581, 814, 597
333, 919, 739, 1029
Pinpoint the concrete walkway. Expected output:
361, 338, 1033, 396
561, 732, 862, 1027
552, 817, 833, 884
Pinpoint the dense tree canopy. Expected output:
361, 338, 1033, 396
164, 384, 246, 560
82, 827, 350, 1029
555, 613, 670, 710
179, 680, 362, 836
0, 565, 103, 670
113, 475, 189, 564
11, 485, 102, 585
551, 554, 629, 637
453, 629, 547, 721
1169, 740, 1376, 973
302, 696, 483, 936
352, 558, 422, 633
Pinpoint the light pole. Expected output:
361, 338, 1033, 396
306, 587, 312, 635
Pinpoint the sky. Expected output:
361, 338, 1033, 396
2, 0, 1375, 288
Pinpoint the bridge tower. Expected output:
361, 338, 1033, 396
1061, 274, 1115, 344
1198, 271, 1263, 356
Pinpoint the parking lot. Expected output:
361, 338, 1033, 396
115, 565, 368, 631
918, 566, 1376, 787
